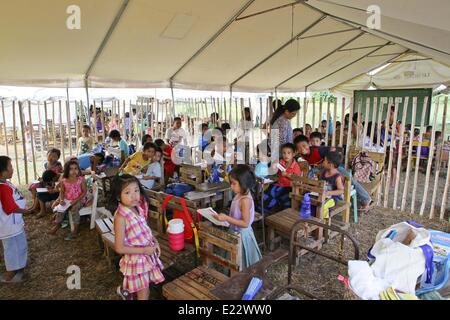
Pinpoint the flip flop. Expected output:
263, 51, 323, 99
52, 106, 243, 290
0, 271, 24, 283
358, 201, 375, 213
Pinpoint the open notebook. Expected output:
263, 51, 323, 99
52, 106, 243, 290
53, 201, 72, 213
197, 207, 230, 227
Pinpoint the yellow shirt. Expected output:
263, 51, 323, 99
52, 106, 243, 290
122, 152, 151, 176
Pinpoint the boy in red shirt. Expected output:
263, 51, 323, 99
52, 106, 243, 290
263, 143, 301, 211
155, 139, 176, 184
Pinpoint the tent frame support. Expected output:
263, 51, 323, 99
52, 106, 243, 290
305, 41, 392, 88
301, 0, 450, 57
275, 32, 364, 89
85, 0, 130, 78
235, 1, 300, 21
169, 0, 256, 82
84, 78, 90, 125
230, 14, 327, 87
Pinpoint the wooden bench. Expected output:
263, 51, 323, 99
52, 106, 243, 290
95, 217, 195, 272
179, 164, 205, 188
162, 221, 243, 300
348, 146, 385, 198
265, 175, 351, 264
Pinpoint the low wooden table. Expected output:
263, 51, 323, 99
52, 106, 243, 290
210, 249, 288, 300
265, 208, 323, 252
162, 265, 228, 300
196, 182, 231, 208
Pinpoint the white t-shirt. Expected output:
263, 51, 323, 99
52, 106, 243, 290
165, 127, 187, 146
140, 162, 162, 190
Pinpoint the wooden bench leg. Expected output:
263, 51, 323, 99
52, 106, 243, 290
267, 226, 275, 251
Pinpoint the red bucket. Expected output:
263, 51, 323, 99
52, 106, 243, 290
168, 231, 185, 251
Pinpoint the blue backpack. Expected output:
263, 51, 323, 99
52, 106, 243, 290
128, 144, 136, 156
165, 183, 194, 197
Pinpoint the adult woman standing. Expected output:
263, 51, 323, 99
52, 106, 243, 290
0, 156, 32, 283
270, 99, 300, 148
238, 107, 253, 163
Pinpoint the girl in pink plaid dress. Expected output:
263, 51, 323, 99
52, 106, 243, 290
112, 174, 164, 300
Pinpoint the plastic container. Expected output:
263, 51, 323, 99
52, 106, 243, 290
168, 230, 185, 251
300, 193, 312, 219
168, 219, 184, 233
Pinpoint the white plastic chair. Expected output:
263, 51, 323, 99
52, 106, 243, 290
79, 181, 99, 229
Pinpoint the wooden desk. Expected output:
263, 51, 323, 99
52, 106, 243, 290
196, 182, 231, 208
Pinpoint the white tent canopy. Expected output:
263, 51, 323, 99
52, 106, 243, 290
0, 0, 449, 92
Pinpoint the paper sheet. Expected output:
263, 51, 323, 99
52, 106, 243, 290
197, 207, 230, 227
53, 201, 72, 213
276, 163, 286, 172
36, 188, 49, 193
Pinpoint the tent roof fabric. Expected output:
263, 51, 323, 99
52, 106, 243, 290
0, 0, 449, 92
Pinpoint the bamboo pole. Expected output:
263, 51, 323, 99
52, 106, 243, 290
93, 101, 98, 142
411, 96, 429, 214
66, 100, 73, 156
37, 101, 44, 167
59, 101, 65, 161
75, 101, 80, 141
370, 97, 377, 146
440, 101, 450, 220
259, 97, 263, 143
155, 100, 159, 139
44, 101, 49, 146
430, 97, 447, 219
27, 101, 37, 180
319, 98, 323, 131
344, 97, 353, 168
325, 99, 330, 146
376, 98, 388, 206
12, 101, 21, 185
122, 100, 126, 138
376, 98, 385, 150
420, 97, 440, 217
393, 97, 409, 210
296, 96, 300, 129
355, 98, 362, 148
401, 97, 417, 211
332, 98, 337, 147
235, 98, 238, 127
101, 100, 106, 142
383, 98, 399, 208
312, 97, 316, 134
1, 100, 9, 156
339, 97, 345, 147
52, 101, 56, 148
362, 97, 370, 150
303, 97, 308, 134
18, 101, 29, 185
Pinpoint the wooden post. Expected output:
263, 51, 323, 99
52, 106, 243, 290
303, 97, 308, 134
430, 97, 448, 219
296, 96, 300, 129
259, 97, 263, 143
43, 101, 49, 148
383, 98, 399, 208
37, 101, 45, 166
75, 101, 80, 141
370, 97, 377, 146
12, 101, 21, 185
18, 101, 29, 185
420, 97, 440, 217
52, 101, 56, 148
356, 98, 362, 148
339, 97, 345, 147
376, 98, 385, 150
332, 98, 337, 147
100, 100, 106, 142
319, 98, 323, 131
440, 100, 450, 220
93, 101, 98, 142
66, 100, 73, 156
1, 100, 9, 156
401, 97, 417, 211
411, 96, 429, 214
235, 98, 238, 127
325, 99, 330, 146
28, 101, 37, 180
122, 100, 126, 138
393, 97, 409, 210
312, 97, 316, 134
59, 101, 65, 161
344, 97, 353, 168
362, 98, 370, 150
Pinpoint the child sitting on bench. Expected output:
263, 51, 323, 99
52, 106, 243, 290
320, 151, 344, 203
263, 143, 301, 211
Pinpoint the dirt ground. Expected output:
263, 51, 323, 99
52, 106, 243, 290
1, 184, 449, 300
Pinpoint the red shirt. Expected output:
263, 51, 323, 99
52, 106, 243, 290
164, 145, 176, 177
0, 183, 19, 215
303, 146, 330, 166
276, 159, 301, 187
